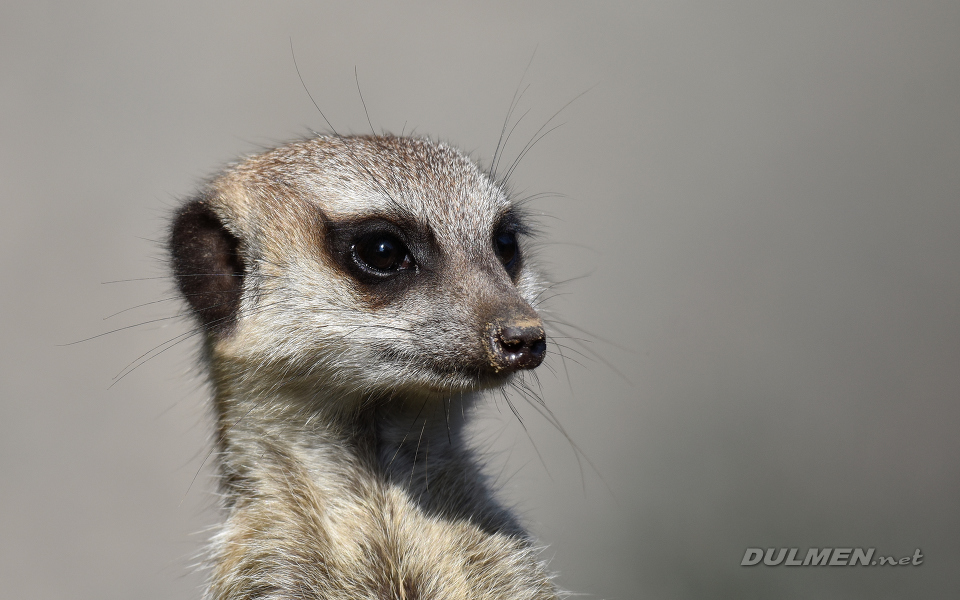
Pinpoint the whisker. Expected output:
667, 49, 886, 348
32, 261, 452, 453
62, 314, 190, 346
109, 328, 203, 389
103, 289, 250, 320
550, 331, 575, 394
544, 321, 633, 385
501, 123, 564, 185
103, 296, 184, 320
501, 388, 550, 478
544, 316, 633, 352
444, 395, 452, 445
101, 273, 246, 284
543, 338, 589, 371
499, 83, 597, 187
290, 38, 338, 135
109, 296, 279, 384
490, 46, 536, 180
354, 66, 375, 135
410, 417, 428, 489
508, 379, 610, 495
494, 106, 532, 179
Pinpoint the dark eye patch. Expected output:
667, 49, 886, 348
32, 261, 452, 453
321, 213, 436, 298
494, 230, 518, 272
492, 210, 527, 279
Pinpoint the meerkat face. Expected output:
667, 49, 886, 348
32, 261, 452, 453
171, 135, 546, 403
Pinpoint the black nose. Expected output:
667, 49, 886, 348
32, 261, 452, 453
490, 323, 547, 372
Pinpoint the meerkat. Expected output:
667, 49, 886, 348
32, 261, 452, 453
170, 134, 562, 599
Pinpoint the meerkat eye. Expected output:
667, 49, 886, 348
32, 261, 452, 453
352, 233, 415, 275
494, 230, 519, 273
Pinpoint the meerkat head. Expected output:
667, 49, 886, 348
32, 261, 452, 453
170, 135, 546, 406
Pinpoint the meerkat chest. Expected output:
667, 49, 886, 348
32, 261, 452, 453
216, 459, 555, 600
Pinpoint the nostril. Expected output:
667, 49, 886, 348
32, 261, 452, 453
500, 336, 524, 351
503, 339, 523, 351
529, 337, 546, 358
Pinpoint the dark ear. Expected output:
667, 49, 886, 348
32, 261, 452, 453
169, 197, 245, 334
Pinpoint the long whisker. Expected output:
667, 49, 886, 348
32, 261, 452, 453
544, 320, 633, 385
543, 338, 589, 371
62, 314, 191, 346
355, 66, 375, 135
103, 289, 250, 320
290, 38, 338, 135
494, 106, 532, 179
500, 388, 550, 478
508, 377, 611, 495
499, 84, 597, 186
490, 46, 537, 180
101, 273, 242, 284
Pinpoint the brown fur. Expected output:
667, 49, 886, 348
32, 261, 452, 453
170, 135, 560, 599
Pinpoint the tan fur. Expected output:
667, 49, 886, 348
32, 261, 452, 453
171, 135, 561, 599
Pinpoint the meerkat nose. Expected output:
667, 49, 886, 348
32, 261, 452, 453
492, 322, 547, 371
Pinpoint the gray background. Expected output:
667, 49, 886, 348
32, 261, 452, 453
2, 2, 958, 599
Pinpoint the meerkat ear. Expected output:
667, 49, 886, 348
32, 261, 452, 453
170, 197, 245, 334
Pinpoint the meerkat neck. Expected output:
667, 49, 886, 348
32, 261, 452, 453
210, 374, 519, 534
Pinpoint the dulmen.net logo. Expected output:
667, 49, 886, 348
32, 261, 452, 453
741, 548, 923, 567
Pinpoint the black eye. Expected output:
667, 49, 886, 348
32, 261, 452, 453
494, 230, 519, 273
352, 233, 415, 275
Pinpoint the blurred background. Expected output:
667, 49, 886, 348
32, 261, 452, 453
2, 2, 958, 599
